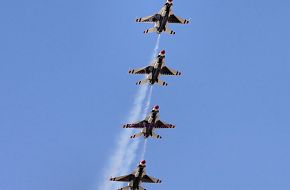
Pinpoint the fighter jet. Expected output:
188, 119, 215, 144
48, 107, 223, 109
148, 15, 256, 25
110, 160, 161, 190
135, 0, 190, 34
123, 105, 175, 139
129, 50, 181, 86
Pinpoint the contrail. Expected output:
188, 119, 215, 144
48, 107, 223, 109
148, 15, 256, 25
139, 86, 152, 161
142, 86, 153, 118
140, 139, 148, 160
99, 85, 148, 190
120, 86, 153, 175
152, 34, 161, 59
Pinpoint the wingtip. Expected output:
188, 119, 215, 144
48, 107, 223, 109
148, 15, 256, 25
135, 17, 141, 22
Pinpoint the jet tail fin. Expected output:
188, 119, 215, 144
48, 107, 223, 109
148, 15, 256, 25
130, 132, 144, 139
152, 132, 162, 139
157, 79, 168, 86
144, 27, 158, 34
136, 79, 149, 85
165, 27, 176, 35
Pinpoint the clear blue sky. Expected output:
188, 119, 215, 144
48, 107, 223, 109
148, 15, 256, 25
1, 0, 290, 190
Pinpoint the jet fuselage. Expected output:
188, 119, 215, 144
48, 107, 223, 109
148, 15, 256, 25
131, 165, 145, 190
156, 3, 172, 33
148, 55, 165, 85
143, 110, 159, 138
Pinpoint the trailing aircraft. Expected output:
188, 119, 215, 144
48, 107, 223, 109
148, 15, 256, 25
110, 160, 161, 190
123, 105, 175, 139
129, 50, 181, 86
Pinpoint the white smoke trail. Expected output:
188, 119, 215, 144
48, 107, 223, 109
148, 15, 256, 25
142, 86, 153, 118
140, 139, 148, 160
118, 85, 149, 173
120, 85, 152, 173
152, 34, 161, 59
99, 85, 148, 190
114, 85, 153, 189
139, 86, 153, 161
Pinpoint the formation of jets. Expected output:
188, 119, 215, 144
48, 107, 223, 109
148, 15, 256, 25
110, 1, 189, 189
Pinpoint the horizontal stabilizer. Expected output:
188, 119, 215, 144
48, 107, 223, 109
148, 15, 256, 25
152, 132, 162, 139
144, 27, 158, 34
117, 186, 130, 190
136, 79, 149, 85
165, 27, 176, 35
157, 80, 168, 86
130, 132, 143, 139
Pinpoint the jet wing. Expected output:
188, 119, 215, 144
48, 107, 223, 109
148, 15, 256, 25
155, 120, 175, 129
168, 14, 190, 24
129, 66, 152, 74
160, 66, 181, 76
110, 174, 134, 182
136, 15, 157, 23
141, 175, 162, 183
123, 120, 148, 128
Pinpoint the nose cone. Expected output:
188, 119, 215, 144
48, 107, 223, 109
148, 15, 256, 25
153, 105, 160, 111
140, 160, 146, 165
167, 0, 173, 4
160, 50, 166, 56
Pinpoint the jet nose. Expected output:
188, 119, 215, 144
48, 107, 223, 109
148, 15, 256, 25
153, 105, 160, 111
160, 50, 166, 55
140, 160, 146, 165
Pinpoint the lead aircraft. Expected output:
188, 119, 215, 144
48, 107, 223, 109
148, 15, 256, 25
129, 50, 181, 86
123, 105, 175, 139
110, 160, 161, 190
136, 0, 190, 34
